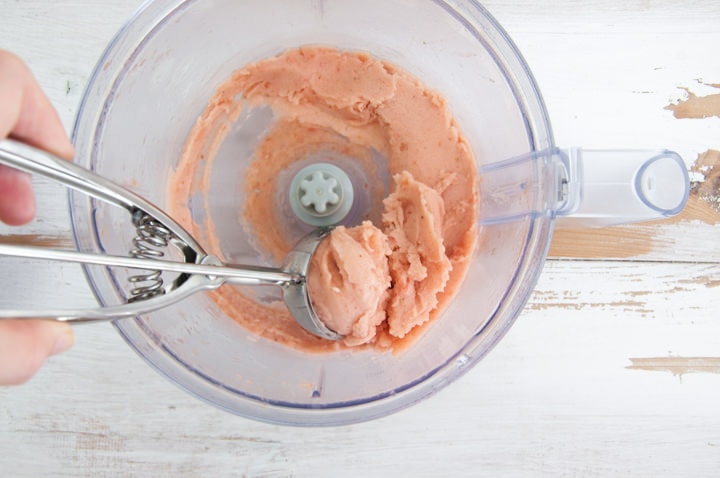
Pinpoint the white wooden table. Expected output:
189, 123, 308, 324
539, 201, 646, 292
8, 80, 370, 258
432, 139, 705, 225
1, 1, 719, 476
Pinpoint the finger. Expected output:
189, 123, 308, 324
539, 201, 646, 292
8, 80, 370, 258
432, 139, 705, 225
0, 319, 74, 385
0, 50, 74, 159
0, 165, 35, 225
0, 51, 74, 226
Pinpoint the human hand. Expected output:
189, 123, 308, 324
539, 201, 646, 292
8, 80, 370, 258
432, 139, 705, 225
0, 50, 76, 385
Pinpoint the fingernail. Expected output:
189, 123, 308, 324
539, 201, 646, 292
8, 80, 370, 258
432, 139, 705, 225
50, 327, 75, 356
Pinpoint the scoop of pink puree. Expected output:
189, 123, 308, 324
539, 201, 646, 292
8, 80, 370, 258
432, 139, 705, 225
307, 223, 391, 346
308, 171, 452, 346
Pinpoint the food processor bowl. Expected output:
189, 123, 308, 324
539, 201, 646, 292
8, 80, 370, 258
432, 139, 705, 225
70, 0, 687, 426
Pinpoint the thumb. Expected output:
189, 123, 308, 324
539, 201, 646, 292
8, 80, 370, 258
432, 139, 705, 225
0, 320, 74, 385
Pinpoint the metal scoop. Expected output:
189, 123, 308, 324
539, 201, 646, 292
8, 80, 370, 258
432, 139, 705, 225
0, 139, 342, 341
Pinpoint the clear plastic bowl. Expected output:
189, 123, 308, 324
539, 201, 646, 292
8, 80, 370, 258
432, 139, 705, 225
70, 0, 555, 426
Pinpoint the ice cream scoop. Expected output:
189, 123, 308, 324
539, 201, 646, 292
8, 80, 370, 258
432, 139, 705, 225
0, 139, 343, 341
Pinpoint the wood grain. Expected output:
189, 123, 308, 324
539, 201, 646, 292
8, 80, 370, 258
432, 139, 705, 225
627, 357, 720, 377
666, 85, 720, 120
549, 194, 720, 261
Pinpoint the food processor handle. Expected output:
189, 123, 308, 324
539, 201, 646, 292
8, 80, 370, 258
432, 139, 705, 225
555, 148, 690, 228
478, 147, 689, 228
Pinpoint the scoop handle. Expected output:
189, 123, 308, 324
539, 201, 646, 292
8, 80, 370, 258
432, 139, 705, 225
0, 244, 294, 285
0, 138, 137, 211
0, 138, 203, 252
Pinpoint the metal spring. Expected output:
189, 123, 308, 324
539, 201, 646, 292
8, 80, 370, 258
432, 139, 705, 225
127, 212, 173, 302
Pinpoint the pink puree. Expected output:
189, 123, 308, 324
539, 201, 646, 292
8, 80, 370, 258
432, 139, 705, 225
169, 47, 479, 352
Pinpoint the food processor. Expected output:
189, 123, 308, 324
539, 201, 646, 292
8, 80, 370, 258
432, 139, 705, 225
69, 0, 689, 425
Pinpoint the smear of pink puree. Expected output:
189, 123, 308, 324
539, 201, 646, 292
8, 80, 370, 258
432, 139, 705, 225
168, 47, 479, 353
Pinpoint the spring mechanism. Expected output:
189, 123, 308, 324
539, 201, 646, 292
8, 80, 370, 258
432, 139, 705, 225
127, 212, 174, 302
